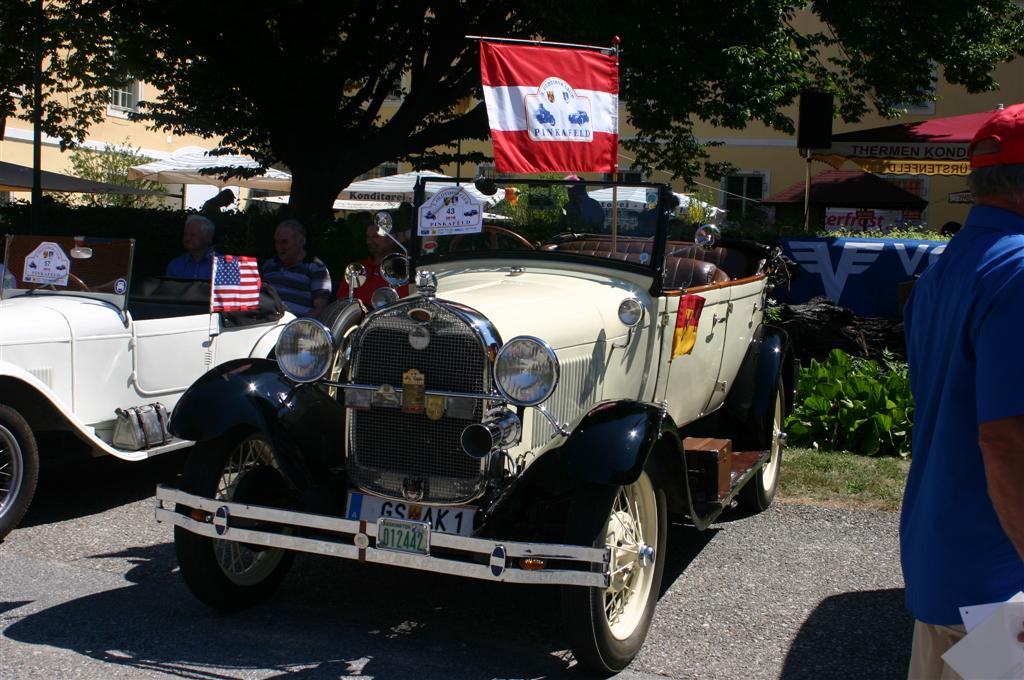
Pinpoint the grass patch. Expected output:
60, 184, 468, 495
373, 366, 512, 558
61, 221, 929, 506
778, 447, 911, 512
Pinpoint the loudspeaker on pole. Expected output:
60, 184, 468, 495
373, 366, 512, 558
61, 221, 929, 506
798, 91, 834, 150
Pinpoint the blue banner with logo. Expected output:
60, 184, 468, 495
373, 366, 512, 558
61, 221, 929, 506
774, 237, 948, 319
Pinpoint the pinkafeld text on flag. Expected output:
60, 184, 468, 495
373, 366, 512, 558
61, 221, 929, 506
480, 40, 618, 174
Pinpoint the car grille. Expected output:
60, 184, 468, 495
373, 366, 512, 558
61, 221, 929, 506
348, 299, 488, 504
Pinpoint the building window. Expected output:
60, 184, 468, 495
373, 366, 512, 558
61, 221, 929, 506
885, 174, 931, 223
722, 172, 767, 218
357, 163, 401, 181
109, 80, 142, 112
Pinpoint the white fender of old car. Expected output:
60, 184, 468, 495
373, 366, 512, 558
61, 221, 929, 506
0, 293, 289, 461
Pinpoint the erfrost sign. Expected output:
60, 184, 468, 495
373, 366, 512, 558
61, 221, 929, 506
417, 187, 484, 237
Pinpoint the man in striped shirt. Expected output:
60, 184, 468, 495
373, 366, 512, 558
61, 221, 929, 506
261, 219, 332, 317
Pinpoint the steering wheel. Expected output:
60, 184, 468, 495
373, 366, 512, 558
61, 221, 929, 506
449, 225, 536, 252
30, 272, 91, 292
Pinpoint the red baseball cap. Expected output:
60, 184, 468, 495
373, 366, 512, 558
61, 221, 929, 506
969, 103, 1024, 168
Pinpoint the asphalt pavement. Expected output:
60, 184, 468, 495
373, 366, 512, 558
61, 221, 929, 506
0, 452, 912, 679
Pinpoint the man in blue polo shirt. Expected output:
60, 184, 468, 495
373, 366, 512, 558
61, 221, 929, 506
165, 215, 216, 279
902, 103, 1024, 678
261, 219, 332, 317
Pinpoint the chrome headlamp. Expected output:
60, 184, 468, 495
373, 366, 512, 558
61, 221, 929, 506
275, 318, 334, 383
493, 336, 559, 407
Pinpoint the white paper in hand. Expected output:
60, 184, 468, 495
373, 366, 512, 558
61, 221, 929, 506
943, 601, 1024, 679
961, 592, 1024, 633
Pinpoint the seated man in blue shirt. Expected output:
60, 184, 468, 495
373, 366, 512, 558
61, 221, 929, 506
262, 219, 332, 317
165, 215, 216, 279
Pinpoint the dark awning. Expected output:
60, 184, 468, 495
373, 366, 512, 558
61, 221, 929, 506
0, 160, 179, 197
763, 169, 927, 209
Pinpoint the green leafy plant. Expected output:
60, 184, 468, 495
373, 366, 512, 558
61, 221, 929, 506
68, 139, 167, 209
785, 349, 913, 458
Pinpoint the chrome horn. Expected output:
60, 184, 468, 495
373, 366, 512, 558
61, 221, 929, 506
460, 410, 522, 459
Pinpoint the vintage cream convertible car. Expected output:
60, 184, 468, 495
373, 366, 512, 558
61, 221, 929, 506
157, 178, 796, 673
0, 234, 293, 538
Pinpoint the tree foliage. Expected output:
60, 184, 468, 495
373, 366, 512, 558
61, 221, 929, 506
68, 139, 166, 208
0, 0, 122, 149
544, 0, 1024, 182
8, 1, 1024, 227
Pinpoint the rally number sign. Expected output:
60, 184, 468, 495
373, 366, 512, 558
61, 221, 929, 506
417, 187, 484, 237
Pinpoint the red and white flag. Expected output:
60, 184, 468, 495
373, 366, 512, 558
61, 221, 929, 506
210, 255, 260, 312
480, 41, 618, 174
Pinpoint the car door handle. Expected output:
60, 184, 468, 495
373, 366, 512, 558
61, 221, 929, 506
712, 313, 727, 326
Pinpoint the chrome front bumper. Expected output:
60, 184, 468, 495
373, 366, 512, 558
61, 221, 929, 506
155, 485, 609, 588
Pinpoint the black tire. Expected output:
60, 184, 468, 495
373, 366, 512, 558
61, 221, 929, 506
737, 379, 785, 512
560, 468, 668, 674
174, 432, 295, 611
0, 405, 39, 540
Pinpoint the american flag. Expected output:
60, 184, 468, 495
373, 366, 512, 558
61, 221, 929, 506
210, 255, 260, 312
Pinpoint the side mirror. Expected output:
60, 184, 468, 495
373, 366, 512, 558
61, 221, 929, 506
375, 211, 408, 256
380, 253, 411, 287
375, 211, 393, 237
344, 262, 367, 297
695, 224, 720, 250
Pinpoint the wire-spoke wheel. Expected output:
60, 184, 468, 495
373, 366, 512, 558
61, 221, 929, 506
175, 432, 295, 611
561, 468, 667, 674
738, 378, 785, 512
0, 405, 39, 540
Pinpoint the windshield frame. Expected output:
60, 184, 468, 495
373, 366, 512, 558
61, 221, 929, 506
1, 234, 135, 310
411, 176, 674, 296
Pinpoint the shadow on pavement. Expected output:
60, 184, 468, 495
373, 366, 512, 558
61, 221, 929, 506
4, 542, 599, 679
20, 449, 187, 529
780, 588, 912, 680
659, 521, 718, 598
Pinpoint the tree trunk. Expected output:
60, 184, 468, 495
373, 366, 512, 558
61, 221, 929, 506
285, 165, 353, 236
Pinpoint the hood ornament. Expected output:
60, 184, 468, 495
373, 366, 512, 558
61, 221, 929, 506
416, 270, 438, 298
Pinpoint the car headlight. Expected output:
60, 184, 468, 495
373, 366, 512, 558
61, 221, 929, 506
494, 336, 559, 406
275, 318, 334, 383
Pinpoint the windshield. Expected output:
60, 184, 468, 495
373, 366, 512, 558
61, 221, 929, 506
1, 234, 134, 308
411, 177, 702, 287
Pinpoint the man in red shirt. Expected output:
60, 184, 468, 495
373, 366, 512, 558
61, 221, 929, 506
336, 220, 409, 306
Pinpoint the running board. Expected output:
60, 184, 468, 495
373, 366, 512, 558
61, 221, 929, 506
683, 437, 770, 530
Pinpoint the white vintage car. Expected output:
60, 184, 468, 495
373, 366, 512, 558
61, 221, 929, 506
157, 178, 796, 673
0, 234, 293, 538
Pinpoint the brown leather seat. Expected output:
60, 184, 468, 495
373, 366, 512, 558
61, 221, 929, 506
663, 256, 729, 289
668, 245, 765, 280
545, 237, 730, 287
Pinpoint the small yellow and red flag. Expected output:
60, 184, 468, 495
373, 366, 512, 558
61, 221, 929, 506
671, 294, 706, 359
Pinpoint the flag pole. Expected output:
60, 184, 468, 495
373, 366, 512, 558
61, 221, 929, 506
610, 37, 620, 253
465, 35, 616, 53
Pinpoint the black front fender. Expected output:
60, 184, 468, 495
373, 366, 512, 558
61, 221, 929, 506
559, 400, 680, 486
170, 358, 346, 489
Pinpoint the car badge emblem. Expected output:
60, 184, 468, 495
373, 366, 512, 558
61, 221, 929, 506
425, 395, 446, 421
409, 326, 430, 350
214, 505, 230, 536
344, 387, 372, 410
408, 307, 433, 324
402, 477, 425, 502
371, 384, 401, 408
401, 369, 425, 414
490, 544, 507, 578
